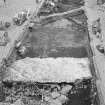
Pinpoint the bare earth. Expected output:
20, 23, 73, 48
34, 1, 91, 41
0, 0, 37, 63
0, 0, 105, 104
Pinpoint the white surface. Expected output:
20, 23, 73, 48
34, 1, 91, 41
4, 57, 92, 82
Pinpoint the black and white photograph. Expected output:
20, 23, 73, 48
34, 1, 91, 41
0, 0, 104, 105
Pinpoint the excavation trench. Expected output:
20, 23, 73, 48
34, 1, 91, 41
0, 1, 99, 105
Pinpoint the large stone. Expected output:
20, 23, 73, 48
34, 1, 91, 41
60, 85, 72, 95
51, 91, 60, 99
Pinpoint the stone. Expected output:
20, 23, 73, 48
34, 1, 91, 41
51, 91, 60, 99
60, 85, 72, 95
57, 95, 68, 104
44, 95, 52, 102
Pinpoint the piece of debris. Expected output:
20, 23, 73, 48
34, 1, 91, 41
13, 10, 31, 26
15, 44, 27, 58
51, 85, 61, 91
44, 95, 52, 102
15, 41, 22, 48
0, 20, 11, 30
92, 18, 101, 35
51, 91, 60, 99
96, 42, 104, 53
28, 22, 41, 31
60, 85, 72, 95
0, 31, 9, 46
37, 0, 57, 16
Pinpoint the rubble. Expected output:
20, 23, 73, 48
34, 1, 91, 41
2, 82, 73, 105
13, 10, 30, 26
51, 91, 60, 99
92, 18, 101, 35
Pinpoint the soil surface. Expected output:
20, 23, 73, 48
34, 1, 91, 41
18, 14, 88, 59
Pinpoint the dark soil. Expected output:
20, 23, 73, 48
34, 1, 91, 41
17, 15, 88, 59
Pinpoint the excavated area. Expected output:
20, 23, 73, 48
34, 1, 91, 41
0, 2, 99, 105
16, 12, 88, 59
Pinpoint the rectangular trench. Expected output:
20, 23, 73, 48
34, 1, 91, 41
0, 0, 100, 105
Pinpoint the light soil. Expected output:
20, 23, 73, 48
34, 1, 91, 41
0, 0, 38, 63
